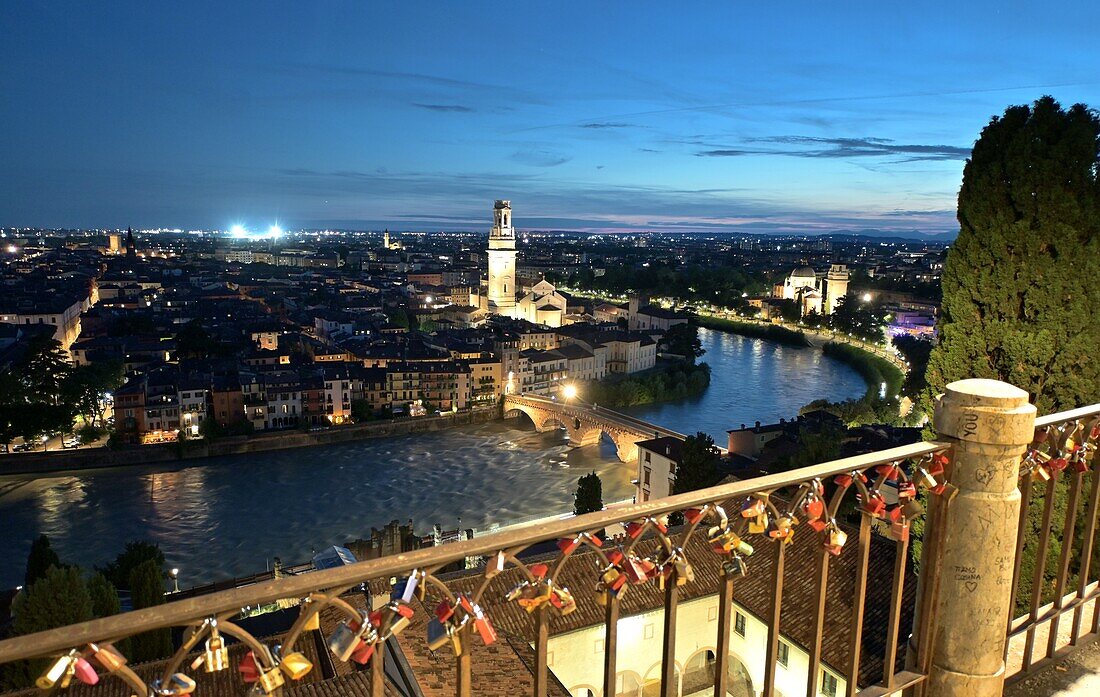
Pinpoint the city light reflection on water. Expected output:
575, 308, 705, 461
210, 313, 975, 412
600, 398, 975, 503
0, 329, 864, 588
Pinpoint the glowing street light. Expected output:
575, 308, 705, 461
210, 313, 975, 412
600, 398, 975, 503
5, 245, 16, 254
268, 224, 283, 238
169, 567, 180, 593
861, 292, 873, 303
562, 384, 578, 401
229, 224, 247, 238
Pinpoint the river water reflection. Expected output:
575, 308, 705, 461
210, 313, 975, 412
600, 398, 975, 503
0, 328, 864, 587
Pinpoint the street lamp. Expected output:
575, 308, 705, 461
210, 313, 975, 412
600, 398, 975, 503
170, 567, 180, 593
562, 384, 578, 401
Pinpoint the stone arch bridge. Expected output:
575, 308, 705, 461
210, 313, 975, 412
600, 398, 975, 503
503, 394, 708, 463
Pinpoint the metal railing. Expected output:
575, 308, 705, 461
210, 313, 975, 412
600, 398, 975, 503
4, 394, 1098, 697
1004, 404, 1100, 682
0, 441, 950, 697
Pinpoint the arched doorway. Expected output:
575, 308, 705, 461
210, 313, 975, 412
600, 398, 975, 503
641, 663, 680, 697
679, 650, 754, 697
615, 670, 641, 697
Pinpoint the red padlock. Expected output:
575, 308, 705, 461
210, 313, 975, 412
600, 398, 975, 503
529, 563, 549, 580
740, 498, 766, 518
683, 508, 704, 524
435, 599, 455, 623
72, 657, 99, 686
238, 651, 259, 683
556, 538, 578, 555
624, 522, 644, 539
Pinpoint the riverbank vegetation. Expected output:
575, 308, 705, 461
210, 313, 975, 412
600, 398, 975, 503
695, 316, 810, 347
799, 342, 911, 426
582, 361, 711, 407
2, 537, 168, 689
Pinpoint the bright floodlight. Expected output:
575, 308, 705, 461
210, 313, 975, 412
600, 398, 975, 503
268, 224, 283, 237
230, 224, 247, 238
862, 292, 873, 302
562, 384, 578, 400
5, 245, 16, 254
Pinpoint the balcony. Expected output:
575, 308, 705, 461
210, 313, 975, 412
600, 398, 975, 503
0, 379, 1096, 697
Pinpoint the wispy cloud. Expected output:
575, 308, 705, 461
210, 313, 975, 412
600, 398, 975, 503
510, 149, 572, 167
697, 135, 970, 161
412, 103, 474, 112
579, 122, 637, 129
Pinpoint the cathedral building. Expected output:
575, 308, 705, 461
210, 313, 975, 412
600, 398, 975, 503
480, 200, 568, 327
775, 264, 850, 316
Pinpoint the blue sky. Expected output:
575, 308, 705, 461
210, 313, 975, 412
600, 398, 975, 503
2, 1, 1098, 236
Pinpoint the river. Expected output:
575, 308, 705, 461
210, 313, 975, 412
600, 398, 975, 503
0, 328, 864, 588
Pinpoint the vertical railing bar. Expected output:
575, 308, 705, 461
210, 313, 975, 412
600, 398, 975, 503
533, 606, 548, 697
1006, 474, 1034, 642
882, 533, 910, 688
1047, 471, 1083, 658
763, 541, 786, 697
602, 595, 620, 697
910, 481, 951, 697
1023, 477, 1058, 671
1072, 463, 1100, 645
660, 575, 679, 697
846, 515, 872, 697
456, 625, 472, 697
371, 637, 386, 697
713, 574, 733, 697
806, 545, 831, 697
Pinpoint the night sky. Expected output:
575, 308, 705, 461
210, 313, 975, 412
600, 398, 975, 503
2, 1, 1098, 235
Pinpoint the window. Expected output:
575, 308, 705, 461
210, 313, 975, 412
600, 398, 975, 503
821, 671, 838, 697
644, 468, 651, 485
777, 640, 789, 667
644, 451, 651, 463
734, 612, 746, 637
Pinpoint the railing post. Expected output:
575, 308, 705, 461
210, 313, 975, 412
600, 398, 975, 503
922, 378, 1035, 697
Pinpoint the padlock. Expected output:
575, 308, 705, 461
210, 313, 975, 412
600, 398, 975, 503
861, 492, 886, 516
518, 583, 553, 613
897, 481, 917, 500
88, 643, 127, 672
683, 508, 704, 524
722, 555, 747, 577
257, 666, 285, 694
901, 498, 923, 518
913, 467, 938, 490
302, 607, 320, 632
72, 657, 99, 686
606, 548, 624, 565
595, 583, 612, 607
386, 602, 415, 636
36, 655, 74, 690
238, 651, 260, 683
393, 572, 420, 603
801, 496, 825, 521
349, 637, 376, 665
876, 463, 900, 481
427, 617, 462, 654
825, 526, 847, 556
1034, 463, 1053, 481
327, 620, 363, 662
1048, 456, 1068, 473
550, 586, 577, 616
436, 599, 455, 623
203, 628, 229, 672
740, 498, 766, 518
485, 550, 507, 578
622, 555, 653, 584
624, 521, 644, 539
529, 562, 549, 580
748, 512, 768, 535
466, 600, 497, 645
557, 537, 579, 554
505, 581, 533, 602
767, 515, 795, 542
155, 674, 196, 696
808, 516, 828, 532
279, 651, 313, 680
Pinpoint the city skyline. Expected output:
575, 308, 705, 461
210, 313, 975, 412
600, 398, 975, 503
2, 1, 1099, 236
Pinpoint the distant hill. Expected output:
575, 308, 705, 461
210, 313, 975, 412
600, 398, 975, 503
821, 229, 957, 243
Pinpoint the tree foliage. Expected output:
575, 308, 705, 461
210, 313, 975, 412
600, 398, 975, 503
3, 567, 94, 689
128, 560, 173, 661
573, 471, 604, 516
672, 432, 721, 495
926, 96, 1100, 414
661, 323, 704, 362
100, 540, 165, 590
24, 534, 61, 588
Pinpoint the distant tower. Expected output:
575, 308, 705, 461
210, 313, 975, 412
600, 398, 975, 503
824, 264, 850, 315
383, 229, 390, 249
487, 200, 517, 314
108, 233, 122, 254
125, 227, 136, 259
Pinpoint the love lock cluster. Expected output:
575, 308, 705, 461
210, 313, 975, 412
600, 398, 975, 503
504, 562, 577, 616
327, 599, 415, 666
1025, 422, 1098, 480
427, 593, 497, 655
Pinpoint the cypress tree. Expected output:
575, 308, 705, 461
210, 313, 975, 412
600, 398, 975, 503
573, 472, 604, 516
925, 96, 1100, 414
128, 560, 173, 661
24, 534, 61, 588
3, 567, 93, 689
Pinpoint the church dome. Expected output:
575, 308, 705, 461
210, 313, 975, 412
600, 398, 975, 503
791, 266, 816, 278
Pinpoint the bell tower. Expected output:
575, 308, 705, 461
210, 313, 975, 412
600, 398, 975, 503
487, 200, 517, 314
824, 264, 849, 315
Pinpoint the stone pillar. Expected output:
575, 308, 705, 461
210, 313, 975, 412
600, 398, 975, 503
924, 378, 1036, 696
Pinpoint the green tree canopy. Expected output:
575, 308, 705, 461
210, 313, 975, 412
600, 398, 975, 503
573, 471, 604, 515
24, 534, 61, 588
4, 567, 94, 689
100, 540, 165, 590
661, 323, 704, 362
672, 432, 721, 495
926, 96, 1100, 414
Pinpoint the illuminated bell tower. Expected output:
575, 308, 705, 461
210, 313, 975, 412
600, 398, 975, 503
487, 200, 517, 314
824, 264, 849, 315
